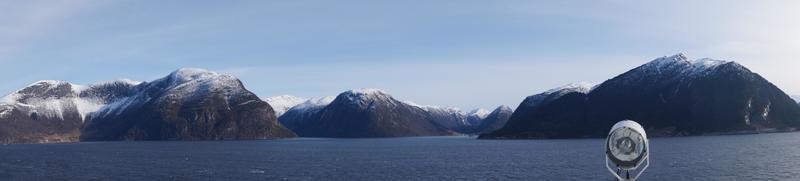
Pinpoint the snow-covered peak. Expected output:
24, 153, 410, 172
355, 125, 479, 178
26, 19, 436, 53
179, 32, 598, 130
2, 80, 83, 103
290, 96, 335, 111
639, 53, 736, 76
90, 79, 143, 87
28, 80, 69, 87
544, 82, 597, 95
153, 68, 243, 98
650, 53, 689, 65
0, 69, 244, 123
346, 88, 389, 96
405, 101, 462, 114
167, 68, 229, 86
339, 88, 394, 105
23, 80, 88, 94
0, 80, 106, 121
265, 95, 307, 105
495, 105, 512, 112
468, 108, 490, 119
264, 95, 309, 117
428, 106, 463, 113
690, 58, 727, 68
523, 82, 597, 107
641, 53, 692, 72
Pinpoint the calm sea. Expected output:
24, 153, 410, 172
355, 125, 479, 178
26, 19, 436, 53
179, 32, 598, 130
2, 132, 800, 180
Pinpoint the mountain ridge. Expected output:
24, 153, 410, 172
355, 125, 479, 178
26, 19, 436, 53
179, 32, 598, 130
481, 54, 800, 139
0, 68, 296, 143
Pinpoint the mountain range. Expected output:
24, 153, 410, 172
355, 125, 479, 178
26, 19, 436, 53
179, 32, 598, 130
0, 68, 296, 144
271, 89, 511, 137
3, 53, 800, 143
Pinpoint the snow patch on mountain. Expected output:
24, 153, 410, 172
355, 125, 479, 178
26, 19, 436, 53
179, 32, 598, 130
403, 101, 463, 113
342, 88, 391, 101
264, 95, 308, 117
468, 108, 490, 120
496, 105, 512, 112
94, 68, 246, 119
93, 96, 139, 118
523, 82, 597, 107
0, 80, 108, 121
348, 88, 388, 95
169, 68, 223, 85
288, 96, 335, 112
0, 68, 247, 122
545, 82, 597, 95
91, 79, 143, 86
641, 53, 738, 77
337, 88, 397, 109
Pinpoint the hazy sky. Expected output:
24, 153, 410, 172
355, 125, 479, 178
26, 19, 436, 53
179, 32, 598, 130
1, 0, 799, 110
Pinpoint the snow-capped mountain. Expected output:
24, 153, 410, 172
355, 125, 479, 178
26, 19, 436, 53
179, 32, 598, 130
0, 80, 141, 143
466, 108, 490, 126
482, 53, 800, 139
264, 95, 308, 117
0, 68, 296, 143
420, 106, 470, 132
278, 96, 334, 131
520, 82, 596, 108
278, 91, 501, 136
278, 88, 456, 137
792, 95, 800, 103
81, 68, 296, 141
473, 105, 513, 134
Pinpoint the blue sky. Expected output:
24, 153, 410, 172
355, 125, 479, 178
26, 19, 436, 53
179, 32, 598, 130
1, 0, 799, 110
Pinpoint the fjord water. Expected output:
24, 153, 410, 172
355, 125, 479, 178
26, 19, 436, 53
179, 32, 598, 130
1, 133, 799, 180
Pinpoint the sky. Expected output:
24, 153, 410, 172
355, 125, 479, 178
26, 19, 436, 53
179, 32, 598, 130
1, 0, 799, 110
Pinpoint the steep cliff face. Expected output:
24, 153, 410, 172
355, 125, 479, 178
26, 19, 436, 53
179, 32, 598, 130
482, 54, 800, 139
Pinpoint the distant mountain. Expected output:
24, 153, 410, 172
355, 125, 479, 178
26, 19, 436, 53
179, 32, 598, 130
472, 106, 513, 134
278, 92, 506, 136
420, 106, 511, 134
80, 68, 296, 141
466, 108, 490, 126
482, 54, 800, 139
264, 95, 308, 117
792, 95, 800, 103
418, 106, 470, 133
278, 89, 456, 137
278, 96, 335, 132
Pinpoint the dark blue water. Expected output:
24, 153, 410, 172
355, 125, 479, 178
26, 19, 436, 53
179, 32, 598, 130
2, 132, 800, 180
